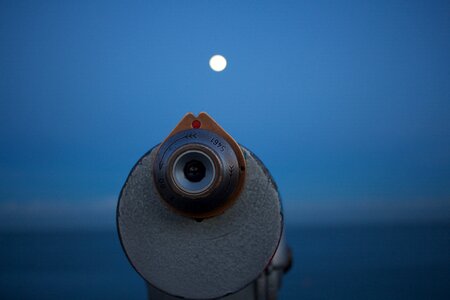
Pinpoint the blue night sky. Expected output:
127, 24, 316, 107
0, 0, 449, 228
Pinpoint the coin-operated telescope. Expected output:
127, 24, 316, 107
117, 113, 291, 300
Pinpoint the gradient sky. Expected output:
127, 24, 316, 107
0, 0, 449, 227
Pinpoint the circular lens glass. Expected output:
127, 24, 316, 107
172, 150, 216, 195
183, 160, 206, 182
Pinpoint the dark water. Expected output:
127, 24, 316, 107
0, 224, 449, 299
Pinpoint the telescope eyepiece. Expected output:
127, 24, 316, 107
152, 113, 246, 218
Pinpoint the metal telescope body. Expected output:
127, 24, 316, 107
117, 113, 291, 300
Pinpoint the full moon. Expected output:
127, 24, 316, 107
209, 55, 227, 72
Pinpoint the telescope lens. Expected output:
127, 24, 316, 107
153, 127, 244, 217
184, 160, 206, 182
171, 149, 216, 195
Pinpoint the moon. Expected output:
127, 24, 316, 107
209, 55, 227, 72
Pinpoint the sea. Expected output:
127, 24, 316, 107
0, 223, 449, 299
